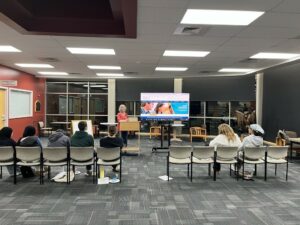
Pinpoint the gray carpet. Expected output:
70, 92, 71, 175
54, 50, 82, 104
0, 137, 299, 225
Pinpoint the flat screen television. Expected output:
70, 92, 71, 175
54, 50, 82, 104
140, 93, 189, 121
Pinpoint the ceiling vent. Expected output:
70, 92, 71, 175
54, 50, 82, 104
174, 26, 211, 36
69, 72, 81, 75
124, 72, 138, 75
38, 57, 60, 62
198, 70, 213, 74
239, 58, 259, 63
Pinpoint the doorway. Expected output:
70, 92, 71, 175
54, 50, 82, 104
0, 87, 8, 129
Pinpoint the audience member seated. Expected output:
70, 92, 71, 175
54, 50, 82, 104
17, 126, 42, 178
48, 129, 70, 147
100, 126, 123, 172
237, 124, 264, 170
70, 121, 94, 176
209, 124, 242, 172
0, 127, 21, 176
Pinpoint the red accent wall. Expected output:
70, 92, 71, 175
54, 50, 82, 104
0, 65, 46, 141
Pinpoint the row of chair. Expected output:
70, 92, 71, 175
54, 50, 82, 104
167, 145, 289, 181
0, 146, 122, 184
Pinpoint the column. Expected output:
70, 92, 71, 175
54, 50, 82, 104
108, 79, 116, 123
256, 73, 263, 125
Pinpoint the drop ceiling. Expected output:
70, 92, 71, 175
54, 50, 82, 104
0, 0, 300, 79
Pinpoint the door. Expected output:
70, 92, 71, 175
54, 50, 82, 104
0, 89, 7, 129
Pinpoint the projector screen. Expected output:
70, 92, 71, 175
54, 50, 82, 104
140, 93, 189, 121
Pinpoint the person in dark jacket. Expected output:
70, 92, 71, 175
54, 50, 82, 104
100, 126, 123, 172
48, 129, 70, 147
0, 127, 20, 176
70, 121, 94, 175
17, 126, 42, 147
17, 126, 42, 177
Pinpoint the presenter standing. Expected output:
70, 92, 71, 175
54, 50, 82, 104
117, 104, 128, 147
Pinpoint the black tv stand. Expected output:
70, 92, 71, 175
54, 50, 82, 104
152, 122, 171, 153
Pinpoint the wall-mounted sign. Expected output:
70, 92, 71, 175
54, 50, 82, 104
0, 80, 18, 86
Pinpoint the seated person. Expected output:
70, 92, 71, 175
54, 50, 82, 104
100, 126, 123, 172
209, 123, 242, 172
237, 124, 264, 171
70, 121, 94, 176
48, 129, 70, 147
0, 127, 20, 176
17, 126, 42, 178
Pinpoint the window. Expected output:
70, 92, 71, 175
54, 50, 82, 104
9, 89, 33, 119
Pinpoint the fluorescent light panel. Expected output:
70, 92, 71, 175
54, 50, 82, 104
15, 63, 54, 68
88, 65, 121, 70
219, 68, 255, 73
96, 73, 124, 77
38, 72, 68, 75
250, 52, 300, 59
163, 50, 210, 57
67, 47, 115, 55
155, 67, 188, 71
0, 45, 21, 52
83, 84, 107, 88
181, 9, 264, 26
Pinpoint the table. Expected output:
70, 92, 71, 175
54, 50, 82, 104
100, 122, 118, 126
288, 137, 300, 160
51, 121, 71, 130
171, 123, 184, 142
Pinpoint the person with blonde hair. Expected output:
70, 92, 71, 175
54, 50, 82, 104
209, 123, 242, 172
117, 104, 128, 146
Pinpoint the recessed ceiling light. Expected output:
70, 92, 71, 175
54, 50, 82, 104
155, 67, 188, 71
66, 47, 115, 55
250, 52, 300, 59
219, 68, 255, 73
15, 63, 54, 68
38, 72, 68, 75
88, 65, 121, 70
163, 50, 210, 57
0, 45, 21, 52
96, 73, 124, 77
181, 9, 264, 26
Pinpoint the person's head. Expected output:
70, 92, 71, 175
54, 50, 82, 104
55, 129, 66, 135
78, 121, 87, 132
22, 126, 36, 137
218, 123, 236, 142
119, 104, 126, 113
0, 127, 13, 139
155, 103, 164, 113
249, 124, 264, 136
142, 102, 153, 111
108, 126, 117, 137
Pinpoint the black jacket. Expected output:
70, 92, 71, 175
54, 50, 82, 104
100, 136, 123, 148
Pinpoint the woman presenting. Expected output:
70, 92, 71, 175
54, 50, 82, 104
117, 104, 128, 147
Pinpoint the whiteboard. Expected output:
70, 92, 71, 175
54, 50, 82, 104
9, 88, 33, 119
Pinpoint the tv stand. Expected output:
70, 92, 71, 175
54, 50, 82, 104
152, 122, 171, 153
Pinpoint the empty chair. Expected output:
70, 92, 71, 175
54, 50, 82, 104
150, 126, 161, 139
241, 146, 266, 180
167, 145, 192, 181
191, 146, 214, 181
43, 146, 69, 183
38, 121, 53, 137
265, 146, 289, 181
96, 147, 122, 182
215, 146, 239, 181
70, 147, 96, 183
190, 127, 207, 142
16, 146, 43, 184
0, 146, 16, 183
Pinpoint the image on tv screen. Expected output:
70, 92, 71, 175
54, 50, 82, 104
140, 93, 189, 121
